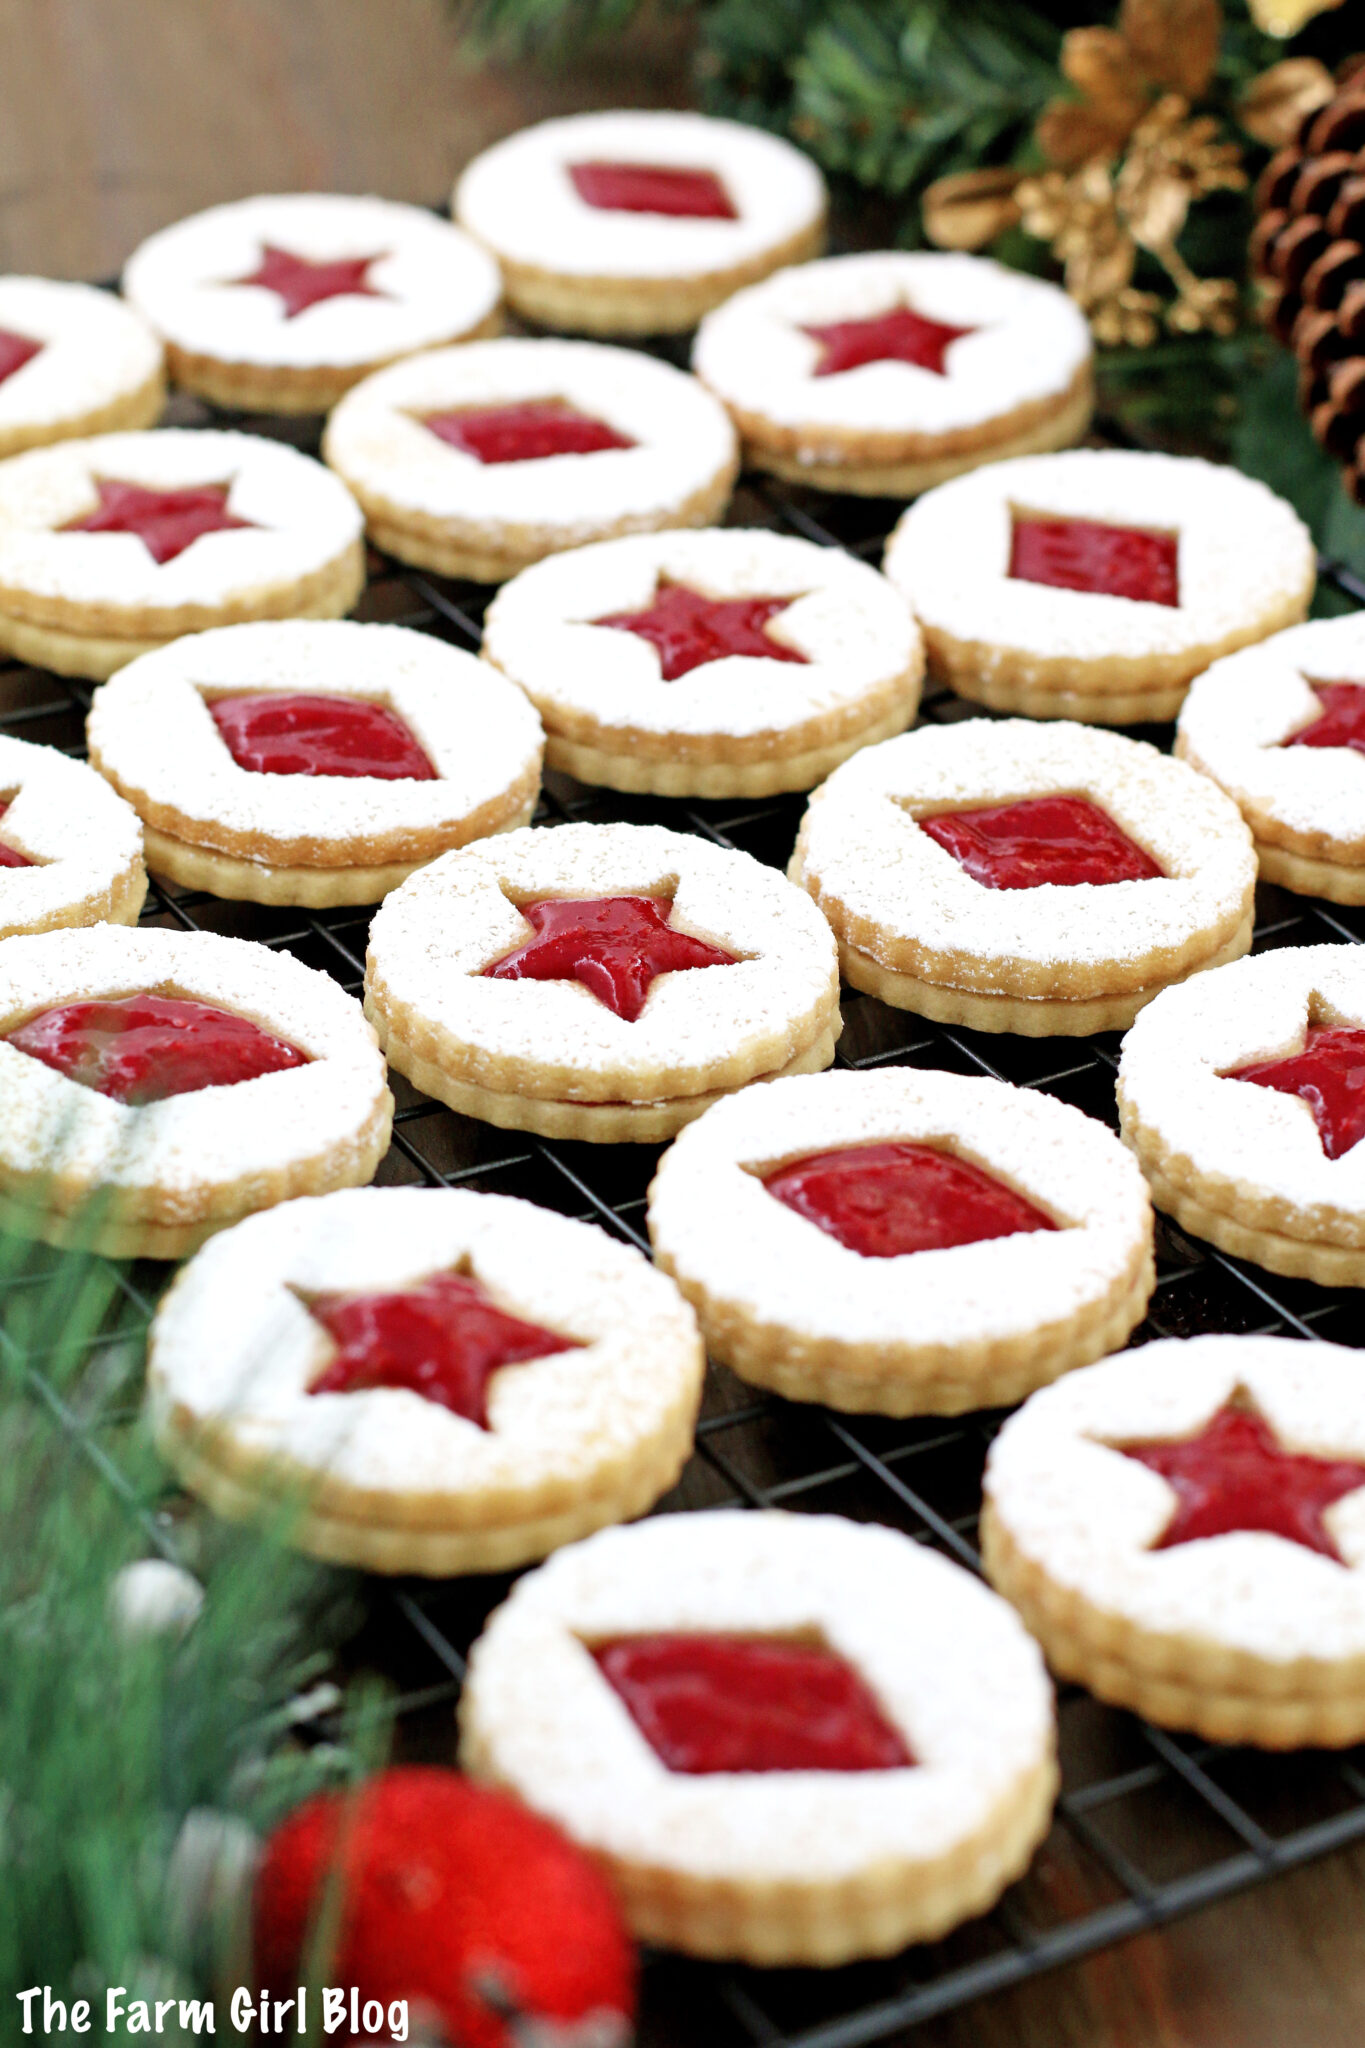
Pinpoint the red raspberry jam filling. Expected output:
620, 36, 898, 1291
485, 895, 737, 1022
920, 795, 1163, 891
593, 1633, 914, 1774
209, 693, 436, 780
1113, 1401, 1365, 1563
1284, 680, 1365, 756
1009, 516, 1180, 607
0, 328, 42, 386
594, 580, 807, 681
568, 161, 737, 219
764, 1141, 1057, 1258
0, 802, 33, 870
62, 479, 257, 566
230, 244, 387, 319
423, 401, 636, 466
803, 305, 977, 379
5, 993, 307, 1105
1227, 1025, 1365, 1161
307, 1270, 577, 1429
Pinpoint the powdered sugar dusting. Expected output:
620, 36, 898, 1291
1177, 616, 1365, 848
0, 429, 362, 610
648, 1067, 1150, 1349
0, 924, 386, 1194
0, 278, 162, 435
884, 450, 1315, 661
461, 1509, 1053, 1881
481, 528, 921, 741
454, 112, 825, 280
148, 1184, 701, 1497
322, 340, 736, 531
797, 720, 1255, 975
986, 1336, 1365, 1660
1117, 944, 1365, 1225
692, 253, 1091, 435
87, 620, 543, 861
0, 735, 143, 930
122, 194, 501, 370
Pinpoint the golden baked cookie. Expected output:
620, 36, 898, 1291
0, 734, 146, 937
0, 428, 365, 680
0, 277, 164, 457
122, 193, 502, 415
647, 1066, 1154, 1415
481, 526, 921, 798
1176, 615, 1365, 904
86, 618, 543, 907
691, 251, 1093, 496
453, 110, 826, 336
459, 1509, 1058, 1964
147, 1185, 704, 1576
1117, 942, 1365, 1287
364, 820, 840, 1143
322, 337, 738, 583
983, 1335, 1365, 1748
0, 923, 392, 1259
883, 448, 1316, 724
791, 718, 1257, 1037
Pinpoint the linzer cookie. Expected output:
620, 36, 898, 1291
884, 448, 1316, 724
983, 1335, 1365, 1748
791, 719, 1256, 1036
0, 924, 391, 1258
453, 110, 826, 336
647, 1067, 1153, 1415
1177, 616, 1365, 904
86, 619, 543, 907
322, 338, 738, 583
122, 193, 502, 415
1117, 944, 1365, 1287
0, 735, 146, 937
481, 527, 921, 798
691, 251, 1093, 497
364, 821, 840, 1143
459, 1509, 1057, 1963
0, 428, 365, 680
0, 277, 164, 457
148, 1186, 704, 1575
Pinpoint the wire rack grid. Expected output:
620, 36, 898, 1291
3, 367, 1365, 2048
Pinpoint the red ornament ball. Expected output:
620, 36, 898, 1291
253, 1767, 637, 2048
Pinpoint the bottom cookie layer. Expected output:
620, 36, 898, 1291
835, 916, 1254, 1038
1255, 838, 1365, 906
982, 1503, 1365, 1748
545, 698, 916, 799
1133, 1151, 1365, 1289
164, 312, 502, 415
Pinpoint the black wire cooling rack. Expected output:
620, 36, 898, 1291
5, 365, 1365, 2047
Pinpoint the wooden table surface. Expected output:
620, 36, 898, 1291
4, 2, 1365, 2041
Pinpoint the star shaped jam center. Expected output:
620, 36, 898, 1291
802, 304, 978, 379
592, 1633, 915, 1773
0, 327, 42, 386
1283, 679, 1365, 757
1112, 1400, 1365, 1562
568, 161, 737, 219
763, 1141, 1058, 1258
62, 479, 257, 565
1226, 1024, 1365, 1160
483, 894, 738, 1022
0, 801, 33, 869
1009, 516, 1180, 607
919, 795, 1164, 890
592, 580, 809, 681
4, 993, 307, 1105
209, 693, 436, 780
306, 1270, 577, 1430
230, 243, 388, 319
422, 399, 637, 466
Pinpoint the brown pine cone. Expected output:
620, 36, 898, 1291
1253, 56, 1365, 502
